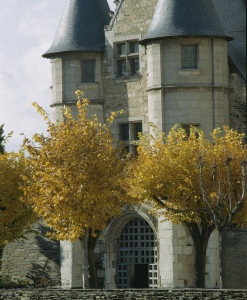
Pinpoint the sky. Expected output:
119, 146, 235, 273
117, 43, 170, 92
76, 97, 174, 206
0, 0, 115, 152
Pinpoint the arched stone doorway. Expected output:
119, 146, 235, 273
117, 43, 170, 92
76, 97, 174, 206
104, 209, 159, 289
116, 218, 158, 288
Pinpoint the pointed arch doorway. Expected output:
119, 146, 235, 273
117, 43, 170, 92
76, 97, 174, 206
116, 218, 158, 288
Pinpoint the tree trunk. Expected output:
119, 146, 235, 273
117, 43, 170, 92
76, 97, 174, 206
219, 227, 228, 288
186, 222, 215, 288
0, 245, 5, 271
87, 230, 98, 289
194, 238, 208, 288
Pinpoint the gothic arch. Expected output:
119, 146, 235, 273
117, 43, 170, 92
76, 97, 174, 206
104, 206, 158, 288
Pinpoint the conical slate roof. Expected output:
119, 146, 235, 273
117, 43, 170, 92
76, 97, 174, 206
140, 0, 232, 44
214, 0, 246, 80
43, 0, 111, 57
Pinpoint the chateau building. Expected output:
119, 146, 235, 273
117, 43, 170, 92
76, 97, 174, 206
1, 0, 246, 289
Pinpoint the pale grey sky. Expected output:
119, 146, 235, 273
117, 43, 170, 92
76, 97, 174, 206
0, 0, 115, 152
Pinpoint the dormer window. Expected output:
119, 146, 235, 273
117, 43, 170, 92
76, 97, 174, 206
181, 45, 198, 69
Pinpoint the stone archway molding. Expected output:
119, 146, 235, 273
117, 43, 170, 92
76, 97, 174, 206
104, 205, 158, 289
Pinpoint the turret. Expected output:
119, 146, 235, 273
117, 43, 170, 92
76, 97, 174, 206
43, 0, 110, 289
43, 0, 110, 123
140, 0, 232, 137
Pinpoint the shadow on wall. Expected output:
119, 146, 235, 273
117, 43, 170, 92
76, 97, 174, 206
26, 224, 60, 286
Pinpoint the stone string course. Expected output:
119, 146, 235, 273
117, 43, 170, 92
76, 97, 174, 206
0, 289, 247, 300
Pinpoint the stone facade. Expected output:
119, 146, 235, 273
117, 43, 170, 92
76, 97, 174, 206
0, 223, 60, 286
224, 227, 247, 289
53, 0, 246, 289
60, 209, 220, 289
1, 0, 246, 291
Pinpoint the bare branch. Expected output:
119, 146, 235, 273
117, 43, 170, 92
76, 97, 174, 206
218, 204, 223, 229
212, 164, 220, 206
153, 195, 206, 214
231, 161, 246, 219
198, 158, 215, 218
241, 160, 246, 204
226, 158, 233, 213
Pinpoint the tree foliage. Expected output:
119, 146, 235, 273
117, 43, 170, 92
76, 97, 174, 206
23, 92, 128, 242
0, 151, 36, 248
126, 125, 247, 287
128, 125, 247, 228
23, 91, 131, 287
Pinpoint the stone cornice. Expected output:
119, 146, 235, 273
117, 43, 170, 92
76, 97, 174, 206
50, 99, 104, 108
146, 83, 230, 92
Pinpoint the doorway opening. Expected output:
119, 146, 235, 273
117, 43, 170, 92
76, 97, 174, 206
116, 218, 158, 288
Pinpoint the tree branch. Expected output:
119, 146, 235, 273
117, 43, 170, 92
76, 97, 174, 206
212, 164, 220, 206
153, 195, 206, 214
198, 158, 215, 219
230, 161, 246, 219
226, 158, 233, 214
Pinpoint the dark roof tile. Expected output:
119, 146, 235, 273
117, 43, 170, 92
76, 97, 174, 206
43, 0, 111, 57
140, 0, 232, 43
213, 0, 246, 80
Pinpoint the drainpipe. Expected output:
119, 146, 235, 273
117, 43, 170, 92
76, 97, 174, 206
211, 38, 216, 130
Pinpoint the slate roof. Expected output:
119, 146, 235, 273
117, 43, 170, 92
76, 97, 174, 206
140, 0, 231, 44
213, 0, 246, 80
140, 0, 246, 81
43, 0, 110, 57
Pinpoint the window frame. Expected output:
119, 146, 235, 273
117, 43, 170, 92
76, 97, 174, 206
119, 121, 143, 154
117, 59, 127, 78
81, 59, 96, 83
115, 40, 140, 78
181, 45, 198, 69
181, 124, 200, 138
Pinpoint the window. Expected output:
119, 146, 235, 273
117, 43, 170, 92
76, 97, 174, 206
181, 45, 198, 69
81, 60, 95, 82
115, 40, 139, 78
119, 121, 142, 154
117, 43, 126, 55
181, 124, 199, 138
133, 122, 142, 140
130, 57, 139, 76
117, 59, 127, 77
129, 41, 139, 54
120, 123, 129, 142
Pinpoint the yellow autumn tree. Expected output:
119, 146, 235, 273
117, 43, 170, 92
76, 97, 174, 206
0, 151, 36, 270
126, 125, 247, 288
23, 91, 130, 288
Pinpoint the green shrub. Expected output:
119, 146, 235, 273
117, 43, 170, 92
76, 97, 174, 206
0, 275, 29, 289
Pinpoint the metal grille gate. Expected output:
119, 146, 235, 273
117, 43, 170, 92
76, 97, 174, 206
117, 218, 158, 288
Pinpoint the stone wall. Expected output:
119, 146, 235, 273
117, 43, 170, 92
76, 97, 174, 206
0, 289, 247, 300
224, 227, 247, 289
160, 37, 229, 137
228, 72, 247, 134
103, 0, 159, 144
0, 223, 60, 286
